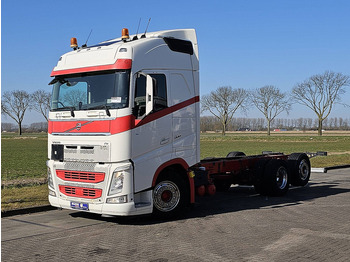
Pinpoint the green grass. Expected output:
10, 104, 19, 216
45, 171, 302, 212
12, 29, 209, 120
1, 132, 47, 138
311, 155, 349, 167
1, 133, 49, 211
1, 134, 48, 181
1, 184, 48, 212
1, 132, 349, 211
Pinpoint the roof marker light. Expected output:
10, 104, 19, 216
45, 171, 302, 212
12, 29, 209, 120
122, 28, 129, 41
70, 37, 78, 50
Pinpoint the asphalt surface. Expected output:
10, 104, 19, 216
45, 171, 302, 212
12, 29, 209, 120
2, 168, 350, 261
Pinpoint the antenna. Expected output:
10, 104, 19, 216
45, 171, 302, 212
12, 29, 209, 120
82, 29, 93, 48
141, 18, 151, 38
133, 18, 141, 40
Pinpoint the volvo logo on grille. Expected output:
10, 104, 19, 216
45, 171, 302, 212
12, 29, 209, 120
64, 121, 93, 133
76, 123, 82, 131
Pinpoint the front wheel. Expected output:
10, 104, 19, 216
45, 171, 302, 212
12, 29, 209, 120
153, 171, 188, 218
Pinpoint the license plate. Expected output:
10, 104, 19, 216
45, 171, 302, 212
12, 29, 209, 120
70, 201, 89, 211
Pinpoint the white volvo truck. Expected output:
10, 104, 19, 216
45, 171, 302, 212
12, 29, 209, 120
47, 28, 316, 218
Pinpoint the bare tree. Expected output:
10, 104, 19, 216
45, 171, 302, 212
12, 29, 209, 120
201, 86, 247, 135
251, 86, 291, 135
32, 90, 51, 121
1, 90, 31, 135
63, 89, 87, 107
292, 71, 350, 136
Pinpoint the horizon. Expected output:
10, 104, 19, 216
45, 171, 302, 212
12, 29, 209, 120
2, 115, 350, 129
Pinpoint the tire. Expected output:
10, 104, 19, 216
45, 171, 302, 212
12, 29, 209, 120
226, 151, 246, 158
153, 170, 189, 219
261, 159, 289, 196
288, 153, 311, 186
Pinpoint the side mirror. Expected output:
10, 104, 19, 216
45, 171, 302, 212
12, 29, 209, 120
145, 75, 153, 115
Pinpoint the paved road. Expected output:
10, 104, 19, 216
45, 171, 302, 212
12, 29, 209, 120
2, 169, 350, 262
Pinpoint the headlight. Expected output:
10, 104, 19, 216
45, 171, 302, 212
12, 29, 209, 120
108, 172, 124, 195
108, 164, 131, 196
47, 167, 54, 189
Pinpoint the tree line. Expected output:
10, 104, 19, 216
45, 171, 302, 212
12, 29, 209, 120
201, 71, 350, 136
200, 116, 350, 132
2, 121, 48, 133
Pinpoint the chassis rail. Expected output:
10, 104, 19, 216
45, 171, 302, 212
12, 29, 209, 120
191, 151, 327, 196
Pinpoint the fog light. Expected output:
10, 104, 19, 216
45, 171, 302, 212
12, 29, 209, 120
106, 195, 127, 204
49, 189, 56, 197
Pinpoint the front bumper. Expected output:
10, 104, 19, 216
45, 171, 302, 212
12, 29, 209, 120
49, 195, 152, 216
47, 160, 153, 216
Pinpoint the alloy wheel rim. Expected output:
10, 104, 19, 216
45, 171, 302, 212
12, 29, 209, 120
154, 181, 180, 212
276, 166, 288, 189
299, 159, 309, 180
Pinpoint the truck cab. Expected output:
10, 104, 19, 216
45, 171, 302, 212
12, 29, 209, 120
47, 29, 200, 217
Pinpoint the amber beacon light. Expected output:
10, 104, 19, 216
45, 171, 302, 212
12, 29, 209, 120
70, 37, 78, 49
122, 28, 130, 41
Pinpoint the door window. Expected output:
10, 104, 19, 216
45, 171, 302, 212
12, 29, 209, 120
134, 74, 167, 118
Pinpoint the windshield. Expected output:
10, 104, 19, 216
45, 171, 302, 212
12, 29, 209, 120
50, 70, 130, 111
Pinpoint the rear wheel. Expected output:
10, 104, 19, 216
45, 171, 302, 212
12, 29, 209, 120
153, 170, 189, 218
261, 159, 289, 196
288, 153, 311, 186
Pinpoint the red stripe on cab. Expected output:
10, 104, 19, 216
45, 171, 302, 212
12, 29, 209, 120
50, 59, 132, 77
48, 115, 135, 134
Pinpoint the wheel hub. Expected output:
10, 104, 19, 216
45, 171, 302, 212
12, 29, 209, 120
276, 166, 288, 189
161, 190, 172, 202
153, 181, 180, 212
299, 159, 309, 180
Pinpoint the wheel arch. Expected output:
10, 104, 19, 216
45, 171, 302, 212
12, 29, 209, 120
152, 158, 195, 203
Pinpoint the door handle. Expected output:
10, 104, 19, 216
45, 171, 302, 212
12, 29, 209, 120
160, 137, 170, 145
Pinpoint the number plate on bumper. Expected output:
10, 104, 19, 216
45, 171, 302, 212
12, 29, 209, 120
70, 201, 89, 211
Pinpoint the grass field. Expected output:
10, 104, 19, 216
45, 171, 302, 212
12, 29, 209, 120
1, 131, 350, 211
1, 184, 48, 211
2, 135, 48, 181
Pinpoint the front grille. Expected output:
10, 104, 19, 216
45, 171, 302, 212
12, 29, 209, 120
56, 170, 105, 183
64, 162, 96, 172
59, 185, 102, 199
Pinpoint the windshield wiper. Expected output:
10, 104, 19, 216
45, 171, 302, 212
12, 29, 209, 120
54, 106, 75, 117
87, 105, 111, 117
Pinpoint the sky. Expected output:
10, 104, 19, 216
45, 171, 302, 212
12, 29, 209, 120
2, 0, 350, 124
